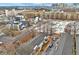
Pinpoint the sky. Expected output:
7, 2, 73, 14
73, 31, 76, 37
0, 3, 52, 6
0, 3, 78, 8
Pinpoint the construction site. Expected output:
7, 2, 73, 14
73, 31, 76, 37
0, 3, 79, 55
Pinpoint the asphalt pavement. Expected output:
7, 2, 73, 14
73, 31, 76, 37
76, 35, 79, 55
45, 33, 66, 55
43, 33, 73, 55
62, 33, 73, 55
16, 33, 47, 55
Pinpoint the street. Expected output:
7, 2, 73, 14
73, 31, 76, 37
76, 35, 79, 55
62, 33, 73, 55
43, 32, 73, 55
16, 33, 47, 55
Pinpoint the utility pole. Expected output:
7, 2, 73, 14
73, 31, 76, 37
72, 21, 76, 55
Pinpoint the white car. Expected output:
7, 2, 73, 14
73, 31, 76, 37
33, 45, 38, 50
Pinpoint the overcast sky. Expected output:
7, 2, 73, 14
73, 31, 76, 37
0, 3, 52, 6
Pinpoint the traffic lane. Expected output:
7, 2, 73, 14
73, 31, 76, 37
62, 33, 73, 55
16, 33, 47, 55
76, 35, 79, 55
42, 41, 55, 55
44, 33, 70, 55
45, 33, 66, 55
42, 34, 61, 55
53, 33, 67, 55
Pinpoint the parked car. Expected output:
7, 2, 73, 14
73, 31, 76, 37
33, 45, 38, 50
49, 41, 53, 48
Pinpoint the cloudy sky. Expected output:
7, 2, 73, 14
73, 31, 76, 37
0, 3, 52, 6
0, 3, 78, 8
